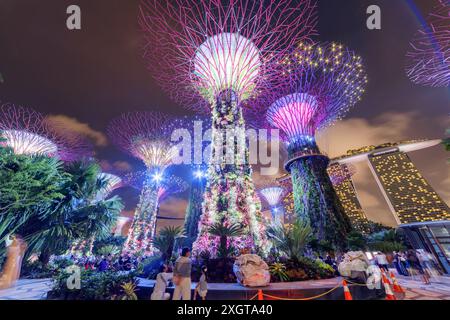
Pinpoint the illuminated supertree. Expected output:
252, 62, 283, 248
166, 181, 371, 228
251, 42, 368, 249
259, 186, 285, 225
108, 112, 177, 254
139, 0, 317, 257
406, 0, 450, 87
0, 103, 92, 161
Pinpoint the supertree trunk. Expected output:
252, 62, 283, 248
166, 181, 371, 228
124, 174, 159, 255
288, 142, 351, 250
193, 90, 269, 257
183, 178, 206, 248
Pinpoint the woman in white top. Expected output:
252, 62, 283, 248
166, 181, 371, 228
150, 264, 173, 300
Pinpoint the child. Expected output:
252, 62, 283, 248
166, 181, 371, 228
194, 266, 208, 301
151, 264, 173, 300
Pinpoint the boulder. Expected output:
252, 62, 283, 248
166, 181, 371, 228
338, 251, 370, 279
233, 254, 270, 287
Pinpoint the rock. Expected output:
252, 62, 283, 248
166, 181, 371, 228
233, 254, 270, 287
338, 251, 370, 278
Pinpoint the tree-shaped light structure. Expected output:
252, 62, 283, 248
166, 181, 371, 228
259, 186, 285, 224
167, 116, 212, 247
0, 103, 92, 161
125, 170, 188, 249
406, 0, 450, 87
253, 42, 368, 248
108, 111, 177, 254
139, 0, 317, 257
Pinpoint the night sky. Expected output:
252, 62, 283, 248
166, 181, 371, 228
0, 0, 448, 229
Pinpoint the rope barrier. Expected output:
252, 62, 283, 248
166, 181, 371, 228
248, 283, 342, 301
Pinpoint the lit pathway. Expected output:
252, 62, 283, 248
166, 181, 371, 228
396, 274, 450, 300
0, 278, 52, 300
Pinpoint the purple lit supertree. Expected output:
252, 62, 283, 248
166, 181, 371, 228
259, 186, 285, 225
406, 0, 450, 87
0, 103, 92, 161
108, 111, 177, 254
249, 42, 368, 249
139, 0, 317, 257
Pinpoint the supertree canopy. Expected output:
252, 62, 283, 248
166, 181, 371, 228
108, 111, 178, 254
139, 0, 317, 257
0, 103, 92, 161
406, 0, 450, 87
252, 42, 368, 249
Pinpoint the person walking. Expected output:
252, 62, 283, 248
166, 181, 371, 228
375, 252, 389, 272
151, 264, 173, 300
173, 247, 192, 300
194, 266, 208, 301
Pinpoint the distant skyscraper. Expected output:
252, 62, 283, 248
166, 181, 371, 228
368, 148, 450, 225
327, 164, 372, 233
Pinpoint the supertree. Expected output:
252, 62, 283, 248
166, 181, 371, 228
166, 116, 212, 247
405, 0, 450, 87
0, 103, 92, 161
249, 42, 368, 249
139, 0, 318, 257
108, 111, 178, 254
259, 186, 285, 225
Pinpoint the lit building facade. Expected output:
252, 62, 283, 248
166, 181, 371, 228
368, 148, 450, 225
327, 164, 372, 233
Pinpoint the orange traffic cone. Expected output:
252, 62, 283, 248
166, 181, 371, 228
389, 272, 405, 293
257, 290, 264, 300
342, 280, 353, 300
382, 273, 396, 300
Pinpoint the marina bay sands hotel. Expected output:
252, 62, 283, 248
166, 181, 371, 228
279, 139, 450, 273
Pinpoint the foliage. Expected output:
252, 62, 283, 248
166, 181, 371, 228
152, 226, 185, 261
278, 256, 335, 282
367, 229, 407, 253
50, 268, 138, 300
208, 223, 244, 259
369, 241, 406, 253
112, 281, 138, 300
96, 245, 121, 257
347, 231, 367, 251
267, 220, 312, 261
92, 236, 126, 255
0, 145, 68, 251
269, 262, 289, 282
15, 160, 123, 263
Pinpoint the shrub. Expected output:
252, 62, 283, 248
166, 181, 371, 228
50, 269, 138, 300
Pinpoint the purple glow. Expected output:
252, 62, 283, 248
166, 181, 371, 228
249, 42, 367, 140
139, 0, 318, 111
107, 112, 176, 169
406, 0, 449, 87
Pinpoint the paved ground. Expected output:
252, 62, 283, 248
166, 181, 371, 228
0, 273, 449, 300
0, 278, 52, 300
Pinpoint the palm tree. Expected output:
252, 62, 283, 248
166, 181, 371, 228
152, 226, 185, 261
208, 223, 244, 258
267, 220, 312, 261
18, 161, 123, 264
